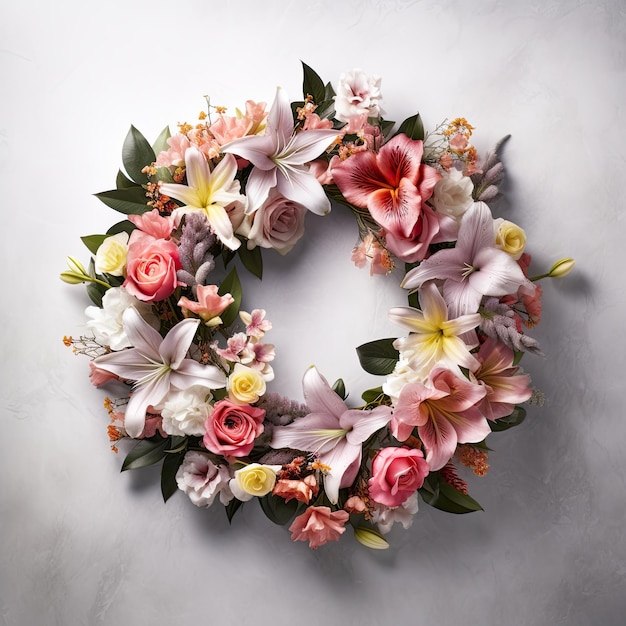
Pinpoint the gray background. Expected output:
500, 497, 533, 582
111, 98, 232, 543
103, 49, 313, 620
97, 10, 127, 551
1, 1, 624, 624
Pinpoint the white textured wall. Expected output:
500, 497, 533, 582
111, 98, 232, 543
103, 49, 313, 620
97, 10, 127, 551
1, 1, 624, 624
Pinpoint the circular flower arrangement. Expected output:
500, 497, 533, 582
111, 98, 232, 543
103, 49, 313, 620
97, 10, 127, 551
62, 63, 574, 549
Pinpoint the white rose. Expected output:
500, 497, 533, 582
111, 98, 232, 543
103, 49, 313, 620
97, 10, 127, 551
371, 492, 419, 535
85, 287, 157, 350
156, 386, 213, 436
334, 69, 384, 123
95, 232, 129, 276
432, 169, 474, 219
176, 451, 233, 507
383, 357, 428, 403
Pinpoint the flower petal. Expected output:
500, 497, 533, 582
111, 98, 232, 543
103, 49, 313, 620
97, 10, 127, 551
122, 307, 164, 359
281, 129, 338, 166
302, 367, 348, 420
275, 168, 331, 215
159, 318, 200, 369
222, 134, 277, 170
170, 361, 226, 390
183, 147, 212, 198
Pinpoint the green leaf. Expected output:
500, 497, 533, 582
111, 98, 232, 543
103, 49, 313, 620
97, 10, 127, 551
152, 125, 172, 156
122, 125, 156, 185
107, 220, 136, 237
225, 498, 244, 524
489, 405, 527, 432
237, 242, 263, 279
332, 378, 347, 400
361, 386, 384, 405
121, 437, 169, 471
356, 338, 399, 375
95, 187, 150, 215
396, 113, 425, 141
379, 118, 396, 140
81, 234, 107, 255
161, 450, 185, 503
116, 169, 135, 190
218, 266, 242, 327
419, 474, 483, 514
259, 494, 301, 526
301, 61, 326, 104
513, 350, 524, 366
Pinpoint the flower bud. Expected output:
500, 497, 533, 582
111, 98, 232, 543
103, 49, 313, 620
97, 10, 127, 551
548, 257, 575, 278
353, 526, 390, 550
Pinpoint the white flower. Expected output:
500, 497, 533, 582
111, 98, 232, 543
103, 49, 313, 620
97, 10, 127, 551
95, 232, 129, 276
176, 451, 233, 507
156, 386, 213, 436
334, 70, 384, 124
432, 168, 474, 220
371, 492, 419, 535
85, 287, 157, 350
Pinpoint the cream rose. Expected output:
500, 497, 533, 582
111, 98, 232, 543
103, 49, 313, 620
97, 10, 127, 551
230, 464, 279, 501
494, 218, 526, 259
95, 232, 129, 276
432, 169, 474, 219
228, 363, 266, 404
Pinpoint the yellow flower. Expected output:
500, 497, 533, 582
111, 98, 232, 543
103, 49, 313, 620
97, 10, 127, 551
228, 363, 266, 404
234, 464, 277, 498
495, 219, 526, 260
95, 232, 129, 276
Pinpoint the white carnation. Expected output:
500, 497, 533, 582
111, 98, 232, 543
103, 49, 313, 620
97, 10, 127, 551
175, 451, 233, 507
157, 386, 213, 437
372, 492, 419, 535
432, 169, 474, 219
334, 69, 384, 123
85, 287, 157, 350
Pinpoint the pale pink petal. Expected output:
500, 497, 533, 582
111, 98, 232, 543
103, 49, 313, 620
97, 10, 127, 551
282, 129, 339, 165
419, 410, 458, 471
125, 375, 171, 438
302, 367, 348, 420
122, 307, 163, 359
275, 168, 331, 215
159, 318, 200, 369
170, 362, 226, 390
343, 405, 392, 446
244, 167, 276, 214
223, 134, 277, 171
267, 87, 295, 147
401, 248, 466, 289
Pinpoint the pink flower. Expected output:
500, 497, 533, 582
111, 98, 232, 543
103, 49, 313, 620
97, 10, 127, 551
155, 134, 191, 167
240, 309, 272, 338
245, 191, 307, 255
128, 209, 177, 240
351, 232, 393, 275
289, 506, 350, 549
123, 232, 181, 302
203, 399, 265, 457
472, 337, 533, 420
332, 134, 453, 262
89, 361, 118, 386
178, 285, 234, 325
272, 475, 318, 504
368, 446, 429, 507
392, 367, 490, 471
303, 113, 334, 130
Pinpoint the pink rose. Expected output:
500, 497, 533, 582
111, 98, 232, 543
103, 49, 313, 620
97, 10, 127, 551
289, 506, 350, 549
368, 447, 429, 507
123, 232, 180, 302
246, 191, 307, 255
203, 399, 265, 457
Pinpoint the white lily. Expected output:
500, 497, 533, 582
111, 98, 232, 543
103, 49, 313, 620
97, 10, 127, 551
93, 307, 226, 438
389, 282, 482, 376
222, 87, 338, 215
270, 367, 392, 504
160, 148, 245, 250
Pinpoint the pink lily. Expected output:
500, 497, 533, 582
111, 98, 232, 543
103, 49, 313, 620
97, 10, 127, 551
331, 134, 441, 240
93, 307, 226, 437
178, 284, 234, 326
270, 367, 392, 504
472, 337, 533, 420
392, 367, 489, 471
221, 88, 338, 215
401, 202, 529, 318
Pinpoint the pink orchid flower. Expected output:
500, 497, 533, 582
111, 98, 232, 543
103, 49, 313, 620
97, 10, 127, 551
331, 134, 441, 241
93, 307, 226, 437
270, 367, 392, 504
401, 202, 529, 318
178, 284, 234, 326
392, 367, 489, 471
222, 87, 339, 215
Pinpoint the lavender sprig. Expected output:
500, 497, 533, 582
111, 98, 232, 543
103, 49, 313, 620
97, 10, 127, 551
177, 213, 216, 289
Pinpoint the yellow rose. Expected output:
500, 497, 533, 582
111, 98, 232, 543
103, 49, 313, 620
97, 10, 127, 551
95, 232, 129, 276
228, 363, 266, 404
495, 220, 526, 259
235, 463, 277, 498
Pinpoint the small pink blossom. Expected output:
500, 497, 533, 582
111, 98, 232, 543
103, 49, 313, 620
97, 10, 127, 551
209, 101, 268, 147
215, 332, 248, 362
155, 134, 191, 167
128, 208, 178, 240
273, 475, 319, 504
351, 232, 393, 275
289, 506, 350, 549
449, 133, 469, 153
89, 361, 119, 387
309, 157, 338, 185
241, 309, 272, 338
178, 285, 234, 325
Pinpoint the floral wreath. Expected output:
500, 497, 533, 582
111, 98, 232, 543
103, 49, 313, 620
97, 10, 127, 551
62, 63, 574, 550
